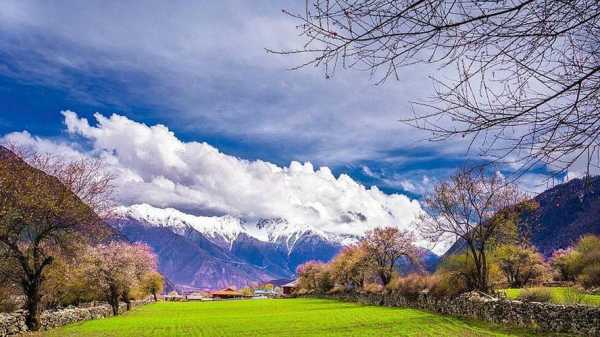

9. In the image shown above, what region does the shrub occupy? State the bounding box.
[495,244,549,288]
[550,235,600,288]
[517,288,552,303]
[579,263,600,289]
[362,282,383,294]
[387,273,437,300]
[296,261,333,294]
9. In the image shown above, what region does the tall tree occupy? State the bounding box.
[362,227,418,286]
[275,1,600,176]
[419,168,524,292]
[0,147,111,330]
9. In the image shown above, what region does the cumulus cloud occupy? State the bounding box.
[2,111,423,236]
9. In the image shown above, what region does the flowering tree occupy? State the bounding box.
[330,244,371,290]
[84,242,157,315]
[362,227,418,286]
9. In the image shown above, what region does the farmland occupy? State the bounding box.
[501,287,600,306]
[34,298,566,337]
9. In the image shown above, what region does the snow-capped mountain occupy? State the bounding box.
[113,204,358,252]
[110,204,354,288]
[111,204,437,289]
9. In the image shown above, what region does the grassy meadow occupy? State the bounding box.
[33,298,568,337]
[501,287,600,306]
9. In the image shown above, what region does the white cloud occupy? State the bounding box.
[2,111,424,237]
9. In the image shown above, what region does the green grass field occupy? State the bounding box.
[34,298,567,337]
[501,287,600,306]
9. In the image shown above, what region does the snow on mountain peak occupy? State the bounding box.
[113,204,362,252]
[113,204,247,244]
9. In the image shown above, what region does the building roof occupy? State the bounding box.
[282,280,298,288]
[211,288,243,297]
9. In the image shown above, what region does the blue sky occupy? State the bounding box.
[0,0,559,200]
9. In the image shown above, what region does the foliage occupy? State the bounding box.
[240,287,254,297]
[0,148,110,330]
[140,271,164,301]
[516,288,552,303]
[41,253,101,309]
[362,227,418,286]
[386,274,447,300]
[329,244,370,291]
[494,244,549,288]
[549,248,581,282]
[436,252,502,294]
[83,242,158,315]
[296,261,333,294]
[37,299,564,337]
[419,168,525,292]
[549,235,600,288]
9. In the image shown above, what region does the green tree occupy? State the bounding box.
[140,271,164,301]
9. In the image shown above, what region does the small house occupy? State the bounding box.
[211,287,244,299]
[187,291,211,301]
[282,280,297,296]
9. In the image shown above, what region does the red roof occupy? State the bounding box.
[211,287,243,297]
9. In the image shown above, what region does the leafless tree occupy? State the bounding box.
[418,168,525,292]
[273,0,600,176]
[3,144,115,218]
[362,227,418,286]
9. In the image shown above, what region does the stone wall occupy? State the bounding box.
[321,292,600,336]
[0,300,151,337]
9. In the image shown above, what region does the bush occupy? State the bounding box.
[362,282,383,294]
[296,261,333,294]
[517,288,552,303]
[579,260,600,289]
[387,274,437,300]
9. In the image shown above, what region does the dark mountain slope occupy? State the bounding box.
[525,176,600,255]
[443,176,600,259]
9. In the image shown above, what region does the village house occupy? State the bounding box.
[282,280,297,296]
[210,287,245,300]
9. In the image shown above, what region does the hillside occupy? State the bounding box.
[0,146,118,241]
[444,176,600,258]
[524,175,600,255]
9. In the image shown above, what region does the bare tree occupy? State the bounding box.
[274,1,600,176]
[3,144,115,218]
[419,168,525,292]
[362,227,418,286]
[0,146,112,330]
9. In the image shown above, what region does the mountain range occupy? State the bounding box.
[110,204,359,289]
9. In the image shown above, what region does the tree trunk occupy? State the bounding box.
[152,291,158,302]
[108,285,120,316]
[24,279,42,331]
[122,291,131,311]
